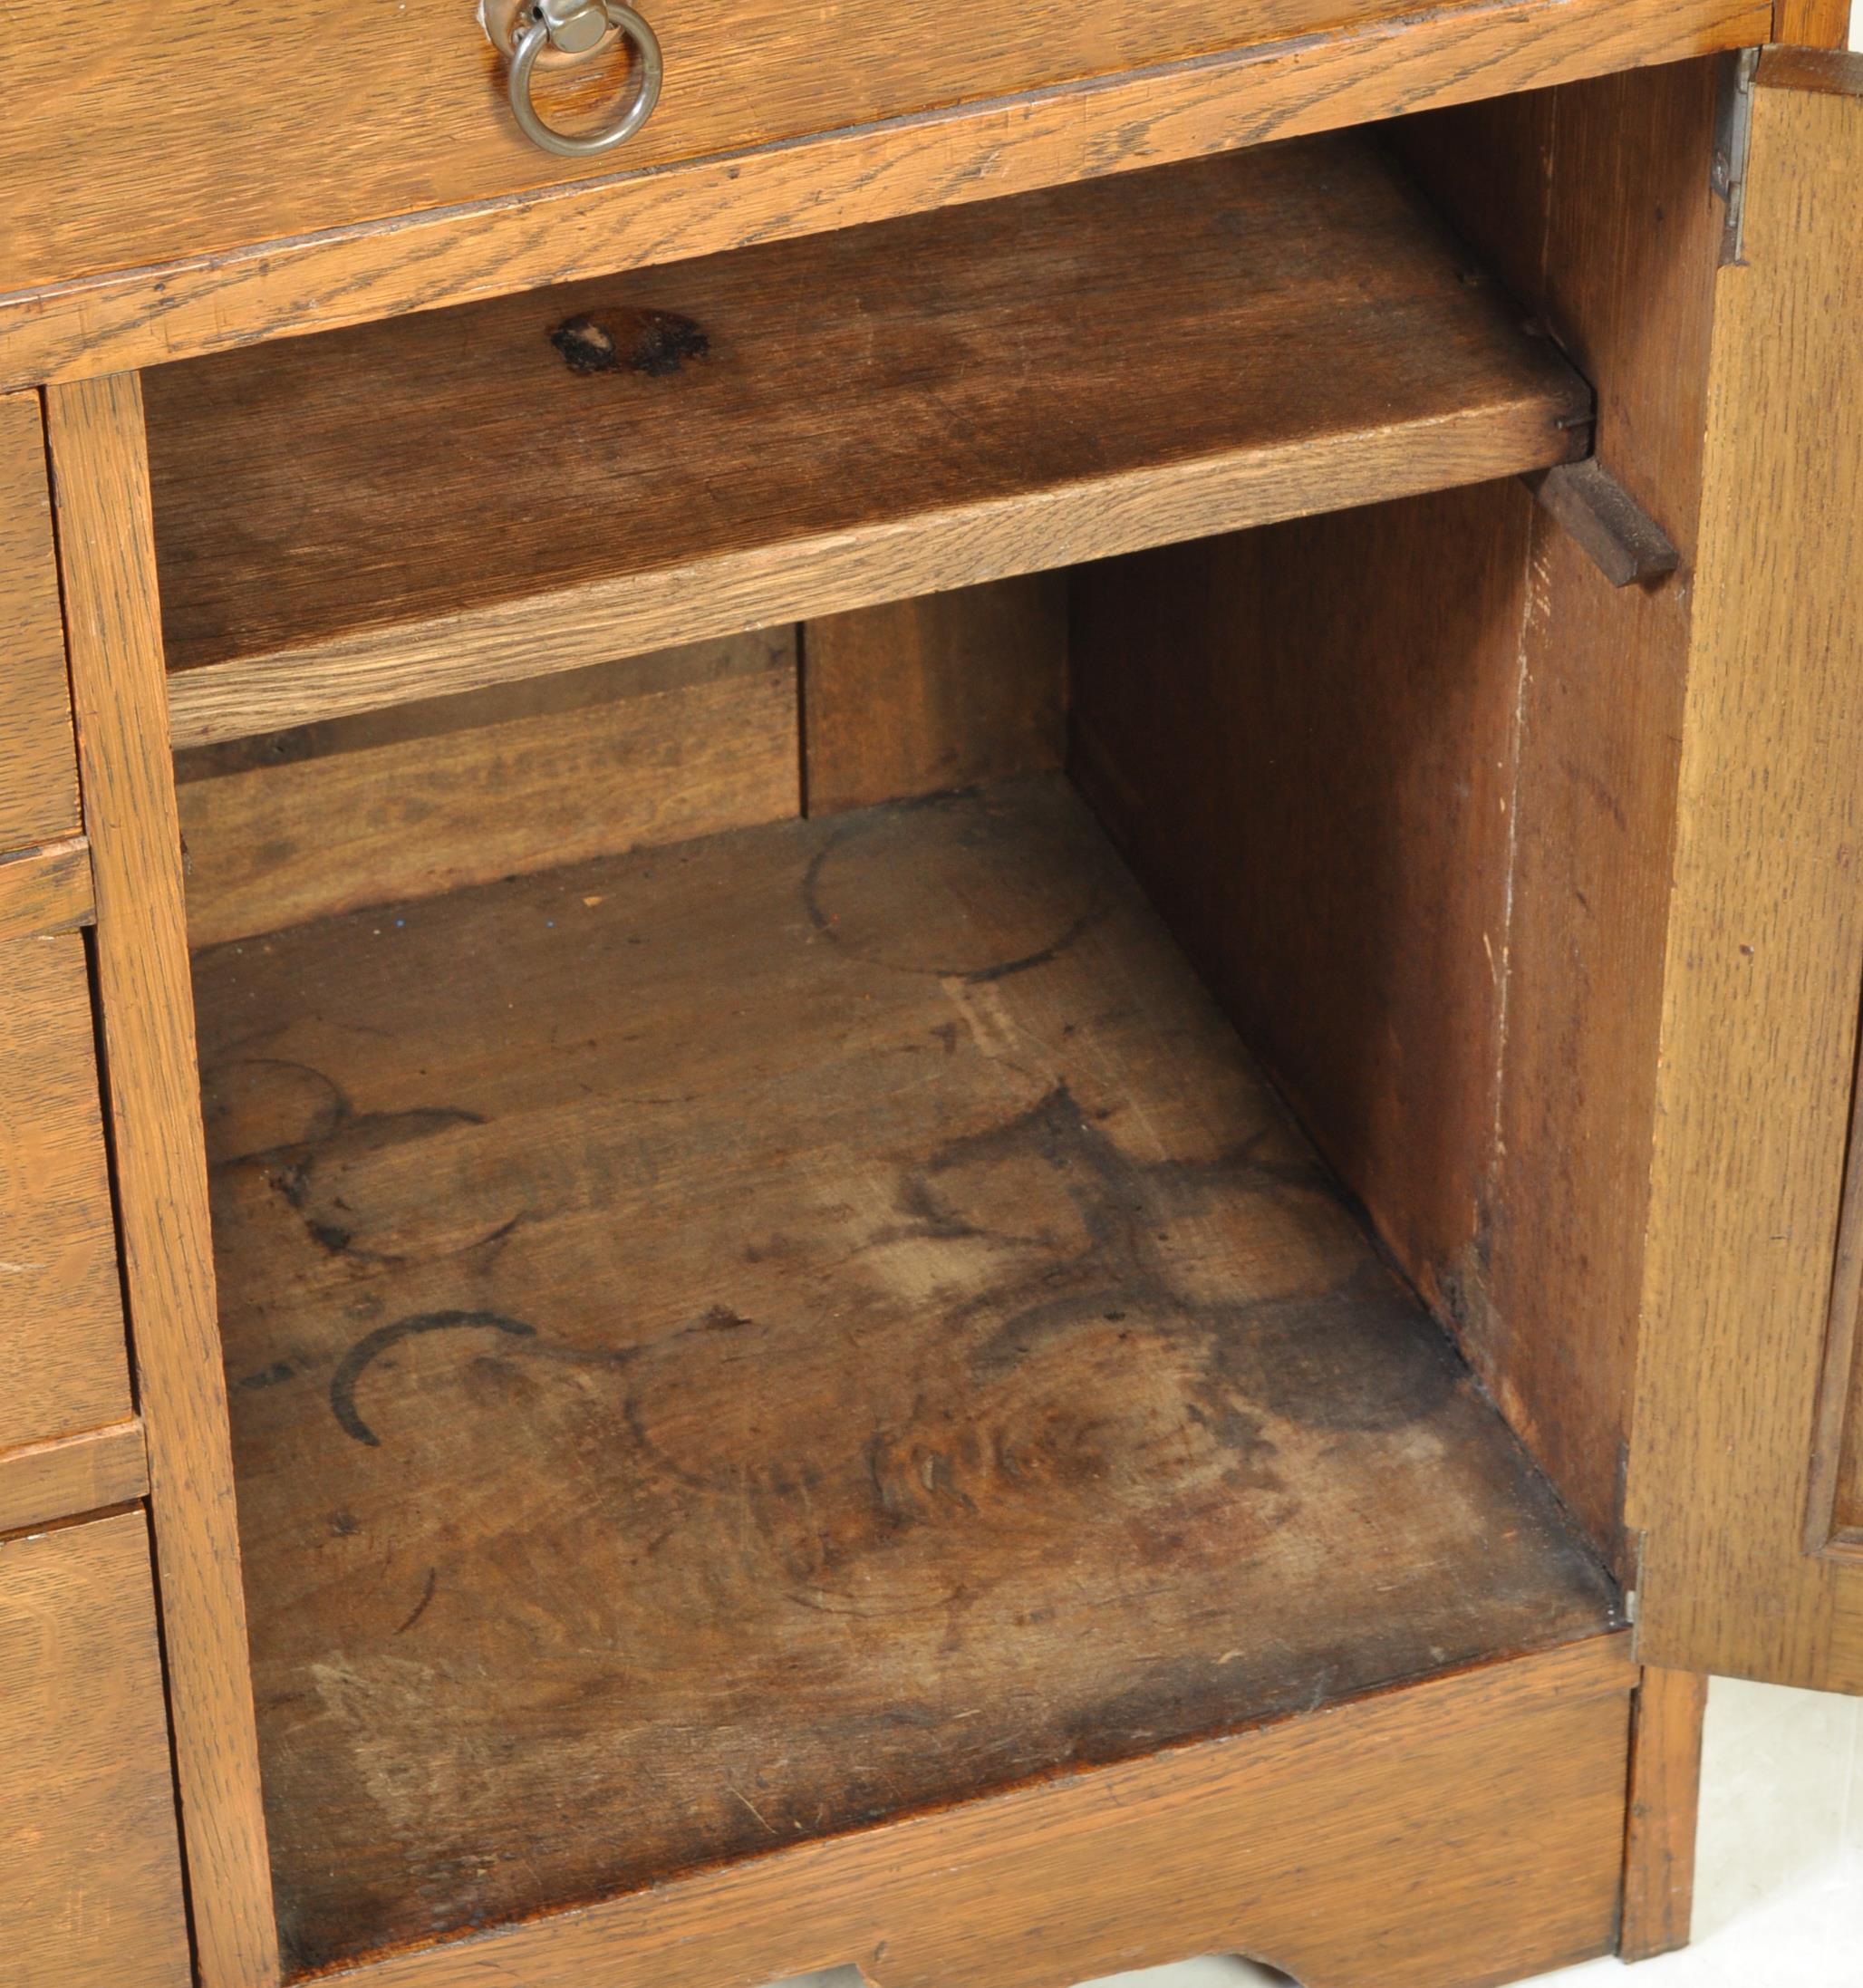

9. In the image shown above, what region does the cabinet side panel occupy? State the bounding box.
[1390,60,1724,1572]
[1069,480,1529,1317]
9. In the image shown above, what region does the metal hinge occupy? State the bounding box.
[1712,47,1761,266]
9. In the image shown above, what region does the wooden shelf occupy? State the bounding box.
[195,777,1619,1980]
[146,135,1590,749]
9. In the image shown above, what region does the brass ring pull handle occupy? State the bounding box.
[482,0,663,159]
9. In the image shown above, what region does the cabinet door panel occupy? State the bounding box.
[1629,50,1863,1694]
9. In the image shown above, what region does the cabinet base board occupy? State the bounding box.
[314,1635,1634,1988]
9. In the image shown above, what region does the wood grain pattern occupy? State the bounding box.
[0,836,93,941]
[1069,478,1533,1334]
[1392,59,1726,1573]
[176,631,798,948]
[0,0,1767,392]
[1619,1666,1709,1961]
[47,372,281,1988]
[307,1635,1635,1988]
[1627,72,1863,1694]
[190,778,1618,1976]
[0,1419,149,1534]
[1770,0,1855,49]
[0,0,1511,301]
[0,391,79,852]
[804,579,1067,816]
[0,1511,191,1988]
[145,137,1591,748]
[0,932,133,1452]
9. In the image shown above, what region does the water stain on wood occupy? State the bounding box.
[194,777,1618,1975]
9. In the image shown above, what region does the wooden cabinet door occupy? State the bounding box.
[1627,49,1863,1695]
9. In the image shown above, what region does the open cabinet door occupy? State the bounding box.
[1628,47,1863,1694]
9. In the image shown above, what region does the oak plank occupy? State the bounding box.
[0,933,132,1452]
[176,631,798,948]
[0,835,93,940]
[1627,72,1863,1694]
[314,1636,1634,1988]
[0,1512,192,1988]
[1618,1666,1709,1961]
[1769,0,1855,49]
[0,1420,149,1534]
[191,778,1620,1976]
[0,0,1768,391]
[0,391,78,852]
[146,138,1591,747]
[804,579,1067,816]
[48,372,281,1988]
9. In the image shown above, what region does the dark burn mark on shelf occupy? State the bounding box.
[330,1311,538,1447]
[548,308,710,378]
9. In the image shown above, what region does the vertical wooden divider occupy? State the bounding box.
[46,371,281,1988]
[1618,1666,1709,1960]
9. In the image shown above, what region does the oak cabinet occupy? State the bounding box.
[3,10,1862,1988]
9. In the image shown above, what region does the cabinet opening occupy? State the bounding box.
[172,565,1621,1978]
[145,134,1627,1982]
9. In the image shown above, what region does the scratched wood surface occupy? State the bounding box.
[0,1512,192,1988]
[1362,59,1729,1578]
[194,776,1618,1976]
[0,0,1765,391]
[144,137,1591,747]
[308,1636,1635,1988]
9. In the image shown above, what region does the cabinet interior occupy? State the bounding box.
[142,122,1648,1981]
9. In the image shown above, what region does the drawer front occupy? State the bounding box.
[0,932,133,1453]
[0,1510,192,1988]
[14,0,1520,300]
[0,391,79,852]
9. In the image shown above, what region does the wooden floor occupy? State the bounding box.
[195,778,1619,1979]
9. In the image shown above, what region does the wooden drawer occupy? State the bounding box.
[6,0,1759,314]
[0,1510,191,1988]
[0,391,79,853]
[0,932,133,1455]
